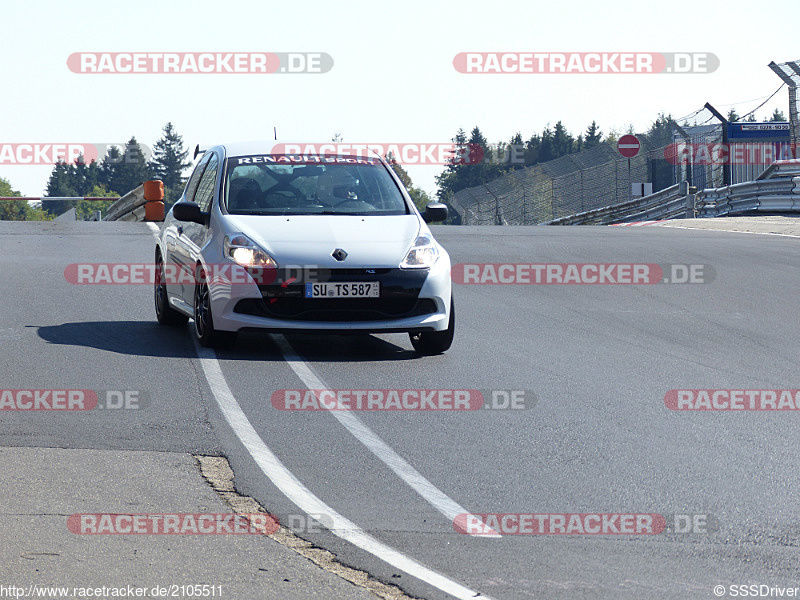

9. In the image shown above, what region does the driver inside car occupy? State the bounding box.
[314,168,360,204]
[227,177,263,211]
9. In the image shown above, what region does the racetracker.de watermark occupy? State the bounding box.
[665,389,800,411]
[0,142,151,166]
[453,52,719,74]
[68,513,278,534]
[67,52,333,74]
[664,142,800,165]
[65,263,279,285]
[272,143,484,165]
[271,389,535,410]
[455,512,716,535]
[451,263,715,285]
[0,390,147,410]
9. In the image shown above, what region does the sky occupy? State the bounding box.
[1,0,798,198]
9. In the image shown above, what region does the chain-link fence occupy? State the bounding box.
[450,138,672,225]
[672,122,723,192]
[448,98,797,225]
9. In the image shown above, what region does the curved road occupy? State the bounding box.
[2,220,799,599]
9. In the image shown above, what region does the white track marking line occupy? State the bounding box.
[148,223,494,597]
[193,341,493,600]
[273,335,500,538]
[663,224,800,239]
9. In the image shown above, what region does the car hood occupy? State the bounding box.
[223,214,423,268]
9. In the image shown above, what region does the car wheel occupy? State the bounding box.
[155,253,188,326]
[409,297,454,355]
[194,266,237,348]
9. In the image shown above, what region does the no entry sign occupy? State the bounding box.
[617,134,641,158]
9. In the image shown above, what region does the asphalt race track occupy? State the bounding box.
[2,220,799,599]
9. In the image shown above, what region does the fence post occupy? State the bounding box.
[680,181,696,218]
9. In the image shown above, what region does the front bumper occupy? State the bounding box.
[210,260,451,333]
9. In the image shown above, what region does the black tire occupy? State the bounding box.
[410,297,455,355]
[155,253,189,326]
[194,267,237,348]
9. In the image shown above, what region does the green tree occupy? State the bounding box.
[538,125,555,162]
[75,185,118,221]
[584,121,603,149]
[770,108,787,122]
[0,176,26,221]
[25,205,54,221]
[524,133,541,166]
[727,108,740,122]
[387,152,412,188]
[387,153,432,211]
[100,146,124,193]
[108,137,153,195]
[149,122,191,206]
[0,177,53,221]
[44,160,78,216]
[43,155,105,216]
[435,128,467,201]
[506,132,525,169]
[551,121,574,158]
[605,128,619,146]
[644,113,675,147]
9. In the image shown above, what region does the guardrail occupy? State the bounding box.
[103,180,165,222]
[756,159,800,180]
[544,160,800,225]
[693,176,800,217]
[544,182,691,225]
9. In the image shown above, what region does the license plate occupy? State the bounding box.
[305,282,380,298]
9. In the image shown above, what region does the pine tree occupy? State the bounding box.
[100,146,124,193]
[507,132,525,169]
[539,125,555,163]
[435,128,467,200]
[584,121,603,149]
[119,137,153,194]
[43,161,79,216]
[524,133,541,166]
[552,121,574,158]
[645,113,675,147]
[149,122,191,205]
[770,108,787,122]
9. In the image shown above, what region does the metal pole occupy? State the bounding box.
[768,61,799,146]
[628,157,632,200]
[673,121,693,187]
[704,102,730,186]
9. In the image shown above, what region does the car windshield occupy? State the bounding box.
[224,155,409,216]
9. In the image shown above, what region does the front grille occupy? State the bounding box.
[236,267,433,322]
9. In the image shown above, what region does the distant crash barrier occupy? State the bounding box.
[544,182,692,225]
[693,163,800,217]
[545,159,800,225]
[103,180,165,222]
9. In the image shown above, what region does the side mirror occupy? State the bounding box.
[423,202,448,223]
[172,202,206,225]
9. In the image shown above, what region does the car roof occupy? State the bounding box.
[218,141,281,157]
[210,141,385,160]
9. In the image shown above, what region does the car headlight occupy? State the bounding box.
[400,234,439,269]
[223,234,277,268]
